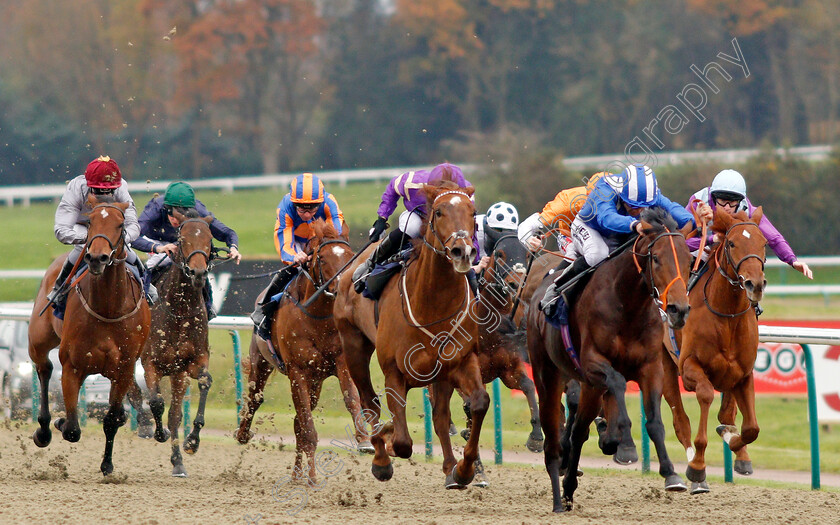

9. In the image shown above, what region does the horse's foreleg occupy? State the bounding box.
[235,343,273,445]
[167,372,188,477]
[146,366,170,443]
[561,384,601,512]
[288,367,318,484]
[55,367,83,443]
[183,365,211,455]
[662,347,694,460]
[683,358,714,487]
[638,362,687,491]
[533,358,568,513]
[125,377,154,438]
[591,364,630,457]
[334,351,372,453]
[31,355,54,448]
[723,376,759,453]
[100,374,130,476]
[451,354,490,489]
[718,390,752,474]
[380,367,412,459]
[429,381,458,484]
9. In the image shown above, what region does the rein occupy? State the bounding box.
[632,229,687,314]
[703,221,765,318]
[284,238,351,319]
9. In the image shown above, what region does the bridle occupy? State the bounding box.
[482,233,527,299]
[632,228,687,316]
[424,190,474,261]
[175,218,214,277]
[283,238,352,320]
[703,221,766,318]
[85,204,127,266]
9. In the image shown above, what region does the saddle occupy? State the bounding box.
[360,246,413,301]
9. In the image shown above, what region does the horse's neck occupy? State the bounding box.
[162,263,202,308]
[408,247,467,304]
[610,252,651,313]
[293,268,332,315]
[85,261,135,315]
[705,252,751,312]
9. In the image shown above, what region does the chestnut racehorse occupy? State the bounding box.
[126,211,215,477]
[527,207,692,512]
[28,195,151,475]
[334,177,488,489]
[235,219,372,483]
[661,207,766,494]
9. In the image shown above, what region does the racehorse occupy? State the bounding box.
[125,210,215,477]
[235,219,373,483]
[334,175,488,489]
[28,195,151,475]
[527,207,692,512]
[661,207,766,494]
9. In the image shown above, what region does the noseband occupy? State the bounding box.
[424,190,474,261]
[632,229,687,315]
[85,204,127,265]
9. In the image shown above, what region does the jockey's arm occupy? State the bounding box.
[54,185,86,245]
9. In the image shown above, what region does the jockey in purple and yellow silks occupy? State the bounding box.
[250,173,345,339]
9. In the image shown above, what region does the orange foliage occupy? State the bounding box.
[686,0,790,35]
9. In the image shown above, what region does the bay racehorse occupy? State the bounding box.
[235,219,373,483]
[527,207,692,512]
[125,210,216,477]
[334,176,488,489]
[661,207,766,494]
[28,195,151,475]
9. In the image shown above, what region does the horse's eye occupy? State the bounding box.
[728,241,735,248]
[652,255,659,264]
[435,209,442,218]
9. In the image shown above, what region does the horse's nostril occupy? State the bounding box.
[451,247,463,259]
[99,254,109,264]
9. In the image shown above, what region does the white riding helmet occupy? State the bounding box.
[710,169,747,201]
[486,202,519,230]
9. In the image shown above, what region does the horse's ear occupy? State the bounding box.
[750,206,763,225]
[711,206,732,234]
[172,209,187,223]
[202,215,214,225]
[86,194,98,208]
[115,201,130,213]
[340,220,350,241]
[679,221,694,239]
[462,185,475,198]
[420,183,440,201]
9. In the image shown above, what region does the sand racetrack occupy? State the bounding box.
[1,419,839,524]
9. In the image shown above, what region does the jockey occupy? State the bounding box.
[134,181,242,320]
[540,164,695,321]
[351,163,481,295]
[250,173,345,340]
[517,172,607,257]
[477,201,519,258]
[687,169,813,314]
[46,155,155,316]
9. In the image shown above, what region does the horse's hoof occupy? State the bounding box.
[172,464,188,477]
[357,440,375,455]
[448,423,458,436]
[734,459,753,476]
[525,435,544,453]
[577,468,584,477]
[690,481,711,495]
[715,424,738,443]
[664,473,687,492]
[472,471,490,488]
[613,444,639,465]
[460,428,470,441]
[137,425,154,439]
[560,496,574,512]
[32,428,52,448]
[154,427,171,443]
[444,466,469,490]
[686,465,706,483]
[101,461,114,476]
[183,435,200,455]
[236,430,254,445]
[371,462,393,482]
[53,417,65,431]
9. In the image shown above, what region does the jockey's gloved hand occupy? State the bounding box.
[369,217,388,242]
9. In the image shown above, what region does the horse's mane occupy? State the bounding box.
[710,208,750,235]
[640,207,678,234]
[310,218,340,242]
[90,193,116,205]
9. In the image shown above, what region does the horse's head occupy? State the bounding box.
[307,219,353,297]
[173,210,214,289]
[635,207,693,329]
[712,206,767,303]
[421,180,476,273]
[84,194,128,275]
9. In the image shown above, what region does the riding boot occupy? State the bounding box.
[202,282,216,320]
[46,258,75,305]
[686,258,708,292]
[132,258,158,305]
[353,229,404,293]
[251,266,299,340]
[540,257,590,320]
[466,268,480,301]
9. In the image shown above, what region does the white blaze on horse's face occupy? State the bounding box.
[448,195,463,206]
[100,209,109,219]
[332,246,346,257]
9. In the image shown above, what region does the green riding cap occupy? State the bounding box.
[163,181,196,208]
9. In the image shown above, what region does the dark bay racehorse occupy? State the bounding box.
[126,211,215,477]
[528,208,692,512]
[28,195,151,475]
[661,207,766,494]
[235,220,372,483]
[334,177,488,489]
